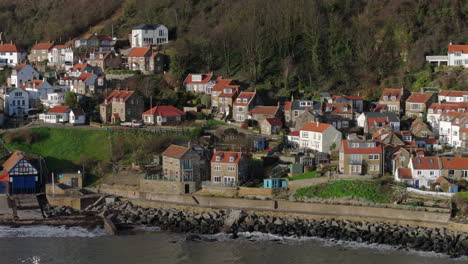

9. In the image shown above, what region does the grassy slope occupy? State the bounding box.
[5,127,112,172]
[288,171,317,181]
[294,181,394,203]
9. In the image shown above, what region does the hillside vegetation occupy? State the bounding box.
[1,0,468,99]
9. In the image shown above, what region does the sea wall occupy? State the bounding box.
[81,200,468,257]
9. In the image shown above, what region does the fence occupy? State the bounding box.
[407,188,455,198]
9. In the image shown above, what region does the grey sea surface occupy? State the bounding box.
[0,225,466,264]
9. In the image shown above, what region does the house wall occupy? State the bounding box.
[131,26,169,47]
[5,88,29,117]
[340,152,382,176]
[139,179,199,195]
[448,52,468,68]
[0,52,26,67]
[29,49,49,62]
[10,65,39,87]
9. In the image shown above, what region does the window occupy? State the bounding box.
[455,60,463,66]
[410,104,421,110]
[369,154,374,160]
[214,176,221,183]
[430,171,434,176]
[455,51,462,56]
[449,169,455,176]
[374,154,379,160]
[214,166,221,171]
[228,166,235,172]
[294,111,299,117]
[462,171,468,178]
[301,132,308,138]
[417,171,421,175]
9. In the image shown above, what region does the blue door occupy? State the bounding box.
[414,180,419,189]
[0,182,7,194]
[12,176,36,194]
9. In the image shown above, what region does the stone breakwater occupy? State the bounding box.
[46,201,468,257]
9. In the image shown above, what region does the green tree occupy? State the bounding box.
[64,92,78,108]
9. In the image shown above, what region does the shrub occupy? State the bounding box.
[19,129,36,144]
[3,131,16,144]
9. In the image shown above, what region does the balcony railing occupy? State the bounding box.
[202,181,238,188]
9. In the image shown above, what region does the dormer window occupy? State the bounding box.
[224,88,232,94]
[237,98,241,103]
[120,98,124,103]
[216,156,221,162]
[391,96,396,101]
[343,107,348,112]
[438,109,442,114]
[383,96,388,101]
[229,156,234,162]
[326,107,333,112]
[243,98,248,103]
[300,102,305,106]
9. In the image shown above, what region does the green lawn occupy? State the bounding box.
[4,127,112,172]
[288,171,317,181]
[294,181,394,203]
[205,120,225,128]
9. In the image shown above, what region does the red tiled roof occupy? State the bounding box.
[398,168,412,179]
[332,95,363,101]
[142,105,185,117]
[128,46,151,57]
[367,117,389,127]
[439,90,468,97]
[212,77,234,91]
[162,144,189,159]
[52,45,67,49]
[448,45,468,54]
[0,43,25,52]
[324,103,352,114]
[342,139,383,154]
[380,88,403,101]
[211,151,242,164]
[48,105,71,113]
[72,63,91,72]
[412,157,440,170]
[234,92,256,106]
[76,73,94,82]
[265,117,282,127]
[300,122,331,133]
[21,80,44,90]
[184,74,214,84]
[288,131,300,137]
[14,63,27,71]
[284,101,292,111]
[373,104,388,112]
[441,157,468,170]
[102,90,135,106]
[407,93,433,103]
[2,151,27,173]
[249,106,279,116]
[32,41,54,50]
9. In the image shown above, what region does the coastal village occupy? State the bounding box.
[1,23,468,256]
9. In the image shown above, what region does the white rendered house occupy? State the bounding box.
[131,24,169,47]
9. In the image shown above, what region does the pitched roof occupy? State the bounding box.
[32,41,54,50]
[412,157,440,170]
[14,63,27,71]
[128,46,151,57]
[72,63,92,72]
[249,106,279,116]
[142,105,185,117]
[265,117,282,127]
[212,77,235,91]
[76,73,95,82]
[133,24,164,30]
[407,92,433,103]
[380,88,403,101]
[2,151,27,173]
[288,131,300,137]
[363,112,399,122]
[367,117,390,127]
[448,45,468,54]
[48,105,71,113]
[398,168,412,179]
[211,151,242,163]
[342,139,383,154]
[372,104,388,112]
[184,74,214,84]
[234,92,256,106]
[102,90,135,106]
[324,103,352,114]
[300,122,332,133]
[439,90,468,97]
[162,144,190,159]
[0,43,25,52]
[441,157,468,170]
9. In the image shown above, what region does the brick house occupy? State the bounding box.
[339,139,383,176]
[405,92,436,118]
[211,151,248,186]
[233,91,257,122]
[284,99,321,127]
[127,46,166,74]
[211,77,240,117]
[440,157,468,180]
[249,105,280,122]
[162,144,206,191]
[89,51,121,73]
[409,119,435,140]
[378,88,406,114]
[260,117,282,135]
[100,90,144,123]
[29,41,54,63]
[142,105,185,125]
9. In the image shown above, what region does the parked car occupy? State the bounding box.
[121,120,143,128]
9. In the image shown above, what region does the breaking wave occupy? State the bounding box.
[0,225,107,238]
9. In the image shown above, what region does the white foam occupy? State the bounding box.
[0,225,107,238]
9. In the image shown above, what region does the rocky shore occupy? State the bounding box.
[43,200,468,257]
